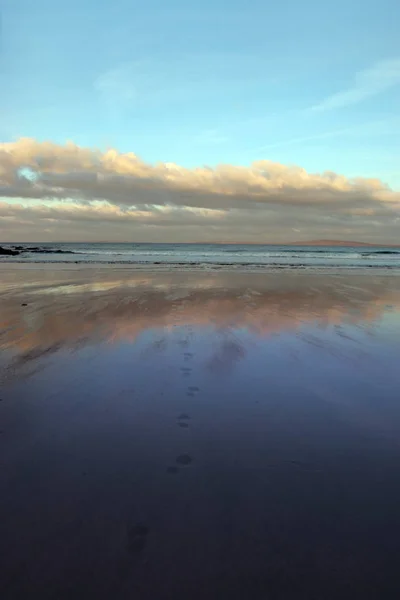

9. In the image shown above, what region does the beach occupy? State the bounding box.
[2,265,400,599]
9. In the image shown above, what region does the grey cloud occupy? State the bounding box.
[0,138,399,243]
[1,200,399,244]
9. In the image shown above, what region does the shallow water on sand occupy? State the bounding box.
[1,267,400,599]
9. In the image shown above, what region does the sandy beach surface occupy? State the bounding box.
[2,265,400,599]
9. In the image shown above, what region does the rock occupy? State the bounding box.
[4,245,75,255]
[29,247,74,254]
[0,246,19,256]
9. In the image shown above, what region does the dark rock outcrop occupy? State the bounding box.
[8,245,75,255]
[0,246,20,256]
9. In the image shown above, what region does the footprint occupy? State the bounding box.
[178,413,190,420]
[180,367,192,375]
[187,392,195,397]
[188,386,199,393]
[130,525,149,536]
[285,459,319,471]
[178,422,189,428]
[176,454,193,466]
[128,537,146,554]
[167,466,179,474]
[127,524,149,555]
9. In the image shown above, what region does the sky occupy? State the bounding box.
[1,0,400,243]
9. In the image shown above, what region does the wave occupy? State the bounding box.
[2,259,400,272]
[2,243,400,269]
[60,250,364,259]
[17,249,399,259]
[361,250,400,256]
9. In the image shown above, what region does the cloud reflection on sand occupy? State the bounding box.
[1,270,400,376]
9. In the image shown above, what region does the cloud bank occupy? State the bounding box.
[0,138,399,243]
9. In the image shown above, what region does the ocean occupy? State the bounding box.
[1,242,400,270]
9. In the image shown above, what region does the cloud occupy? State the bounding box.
[257,118,400,151]
[92,52,262,117]
[2,271,398,360]
[0,138,399,242]
[312,58,400,112]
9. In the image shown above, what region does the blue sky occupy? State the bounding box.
[0,0,399,242]
[3,0,400,184]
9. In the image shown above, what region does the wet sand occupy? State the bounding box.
[1,266,400,599]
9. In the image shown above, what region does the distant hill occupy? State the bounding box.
[291,240,393,247]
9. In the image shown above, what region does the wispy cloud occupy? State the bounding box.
[311,58,400,112]
[257,118,400,151]
[93,51,281,119]
[258,127,355,151]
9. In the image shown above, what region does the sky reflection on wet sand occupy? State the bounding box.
[1,268,400,599]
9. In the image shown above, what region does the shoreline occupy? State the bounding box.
[1,261,400,274]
